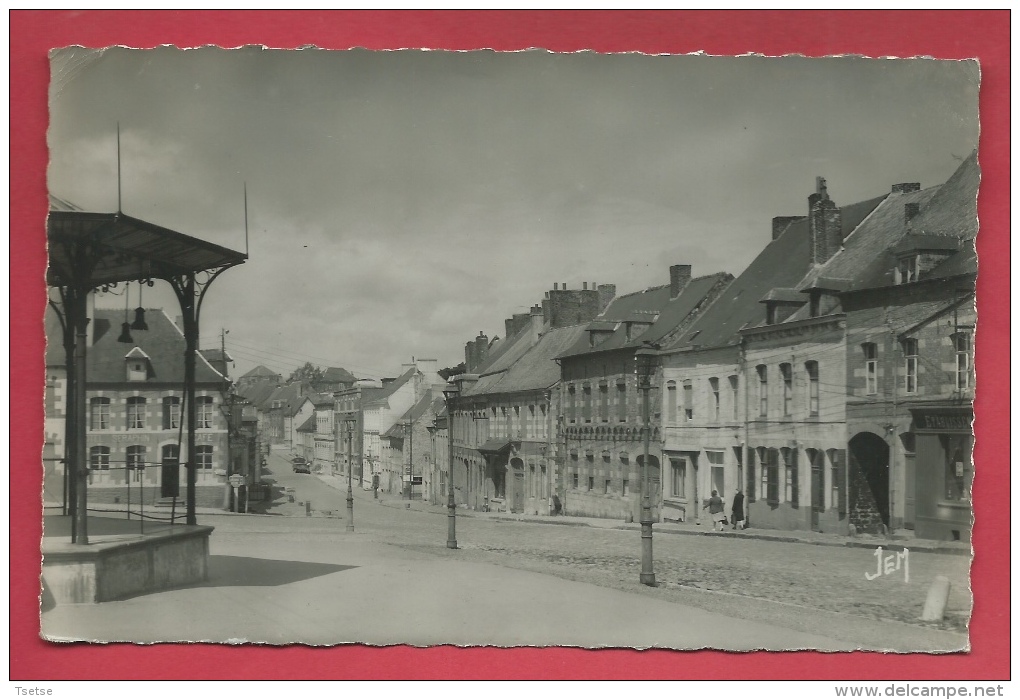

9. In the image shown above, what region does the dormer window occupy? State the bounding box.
[124,347,150,381]
[897,255,920,284]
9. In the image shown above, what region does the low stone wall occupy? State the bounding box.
[42,525,213,604]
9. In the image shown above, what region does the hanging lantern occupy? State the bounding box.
[131,306,148,331]
[130,280,148,330]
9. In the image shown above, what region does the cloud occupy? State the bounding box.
[47,48,979,378]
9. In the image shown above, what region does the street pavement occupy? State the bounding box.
[40,449,971,651]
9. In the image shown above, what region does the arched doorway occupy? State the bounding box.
[848,432,890,533]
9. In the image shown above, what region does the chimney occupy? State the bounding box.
[474,331,489,370]
[583,282,588,290]
[553,283,558,290]
[597,283,616,311]
[809,176,843,265]
[772,216,802,241]
[530,305,544,343]
[669,264,692,299]
[562,282,566,290]
[892,182,921,194]
[415,358,438,379]
[905,202,921,223]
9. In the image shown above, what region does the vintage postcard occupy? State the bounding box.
[41,47,979,652]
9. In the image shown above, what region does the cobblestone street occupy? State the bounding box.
[210,455,972,650]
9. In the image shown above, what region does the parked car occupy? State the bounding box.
[291,456,311,474]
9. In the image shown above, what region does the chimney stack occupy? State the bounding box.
[892,182,921,194]
[809,177,843,265]
[553,283,558,290]
[669,264,692,299]
[583,281,588,290]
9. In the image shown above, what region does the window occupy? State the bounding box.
[665,381,677,423]
[863,343,878,395]
[89,445,110,471]
[806,361,820,416]
[954,333,972,390]
[682,382,693,421]
[195,445,213,470]
[540,465,547,498]
[902,339,918,394]
[828,449,846,516]
[707,451,725,496]
[943,435,972,502]
[617,380,627,422]
[780,364,793,416]
[126,445,146,482]
[599,384,609,422]
[605,479,611,495]
[622,479,629,496]
[582,385,592,423]
[90,397,110,430]
[898,255,920,283]
[162,396,181,430]
[757,365,768,417]
[568,385,577,423]
[669,458,686,498]
[728,375,739,421]
[197,396,214,428]
[572,472,579,489]
[529,465,536,497]
[782,447,798,506]
[588,476,594,491]
[709,377,720,421]
[126,397,146,429]
[540,404,547,438]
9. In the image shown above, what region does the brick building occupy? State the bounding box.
[660,181,884,530]
[839,153,978,540]
[44,306,231,508]
[556,265,732,520]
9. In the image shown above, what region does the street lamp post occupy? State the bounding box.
[345,418,355,532]
[442,384,459,549]
[635,341,658,587]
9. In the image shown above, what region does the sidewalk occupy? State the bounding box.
[313,473,972,557]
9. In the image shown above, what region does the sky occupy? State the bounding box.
[46,47,979,380]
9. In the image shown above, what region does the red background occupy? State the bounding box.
[10,10,1010,680]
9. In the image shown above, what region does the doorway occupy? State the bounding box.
[849,432,891,532]
[510,457,525,513]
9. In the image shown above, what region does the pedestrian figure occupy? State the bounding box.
[704,490,726,531]
[731,489,745,530]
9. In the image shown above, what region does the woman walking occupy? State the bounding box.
[704,490,726,531]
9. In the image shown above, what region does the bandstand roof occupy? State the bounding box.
[46,208,247,288]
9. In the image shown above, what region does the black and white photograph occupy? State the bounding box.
[40,46,980,653]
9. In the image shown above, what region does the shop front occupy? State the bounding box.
[909,406,973,542]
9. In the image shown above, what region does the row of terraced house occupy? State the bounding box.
[444,154,978,542]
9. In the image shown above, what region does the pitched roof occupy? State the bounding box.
[199,348,233,364]
[466,324,587,397]
[240,365,280,379]
[907,151,979,240]
[235,379,280,410]
[557,273,732,359]
[665,195,883,351]
[363,366,416,407]
[382,391,438,438]
[296,414,317,433]
[798,189,937,295]
[322,366,357,383]
[45,307,227,385]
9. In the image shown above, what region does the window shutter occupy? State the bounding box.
[835,449,847,516]
[790,449,799,508]
[747,448,756,502]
